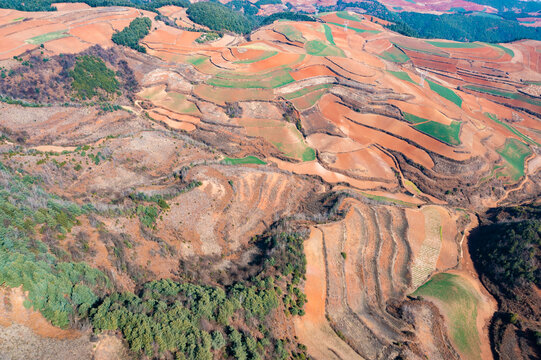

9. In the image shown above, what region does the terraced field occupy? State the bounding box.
[0,6,539,360]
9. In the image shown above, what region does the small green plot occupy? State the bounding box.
[387,70,416,84]
[233,51,278,64]
[427,40,483,49]
[301,147,316,161]
[496,138,532,181]
[12,17,25,22]
[404,112,461,146]
[323,24,335,45]
[305,40,345,57]
[223,156,266,165]
[427,80,462,107]
[379,46,410,63]
[186,56,208,66]
[413,273,481,360]
[26,30,70,45]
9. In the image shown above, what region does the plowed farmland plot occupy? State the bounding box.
[275,23,305,43]
[238,118,315,161]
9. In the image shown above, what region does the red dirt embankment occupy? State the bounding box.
[0,286,81,339]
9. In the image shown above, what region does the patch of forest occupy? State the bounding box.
[112,17,151,53]
[0,160,311,359]
[468,205,541,360]
[319,0,541,42]
[0,46,138,105]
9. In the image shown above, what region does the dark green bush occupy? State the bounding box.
[112,17,151,53]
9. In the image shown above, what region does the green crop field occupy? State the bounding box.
[427,40,483,49]
[214,69,286,80]
[26,30,70,44]
[283,84,332,100]
[301,147,316,161]
[207,75,294,89]
[234,51,277,64]
[186,55,208,66]
[489,43,514,57]
[305,40,345,57]
[327,22,380,34]
[485,113,539,146]
[496,138,532,181]
[275,24,305,43]
[464,85,541,107]
[392,42,449,58]
[387,70,416,84]
[404,179,421,194]
[403,113,426,124]
[379,46,410,63]
[360,192,418,207]
[415,120,461,146]
[223,156,266,165]
[427,80,462,107]
[414,273,481,360]
[404,112,461,145]
[208,69,295,89]
[336,11,362,22]
[291,88,329,110]
[160,92,199,114]
[323,24,335,45]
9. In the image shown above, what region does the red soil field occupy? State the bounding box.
[52,2,91,11]
[290,64,335,80]
[319,94,435,168]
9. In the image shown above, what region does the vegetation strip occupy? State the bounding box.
[485,113,539,146]
[427,80,462,107]
[223,156,266,165]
